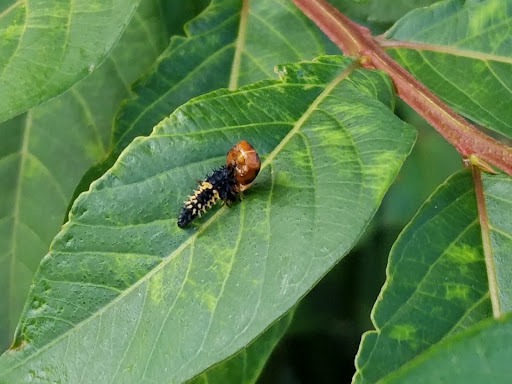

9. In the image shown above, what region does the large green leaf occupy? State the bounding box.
[0,0,142,123]
[354,171,512,383]
[0,0,179,351]
[70,0,336,204]
[0,55,415,382]
[381,312,512,383]
[383,0,512,138]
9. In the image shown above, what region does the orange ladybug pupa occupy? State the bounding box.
[177,140,261,228]
[226,140,261,192]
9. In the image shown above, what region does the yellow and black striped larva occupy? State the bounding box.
[177,140,261,228]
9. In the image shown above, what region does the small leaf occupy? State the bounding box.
[0,56,415,382]
[382,312,512,383]
[354,171,512,383]
[384,0,512,138]
[0,0,141,123]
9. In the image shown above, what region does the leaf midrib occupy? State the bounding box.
[396,48,512,130]
[228,0,248,90]
[3,61,356,375]
[383,41,512,65]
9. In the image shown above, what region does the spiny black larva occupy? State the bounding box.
[177,140,261,228]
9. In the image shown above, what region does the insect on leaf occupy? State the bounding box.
[0,55,415,383]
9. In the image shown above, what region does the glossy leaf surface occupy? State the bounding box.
[0,55,415,383]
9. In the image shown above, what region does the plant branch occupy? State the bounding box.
[291,0,512,176]
[471,167,501,318]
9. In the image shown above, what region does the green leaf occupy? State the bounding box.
[70,0,337,205]
[326,0,444,33]
[483,173,512,312]
[113,0,335,158]
[354,171,512,383]
[368,0,442,24]
[0,56,415,382]
[0,0,176,351]
[384,0,512,138]
[188,312,293,384]
[354,171,489,383]
[381,312,512,383]
[0,0,142,123]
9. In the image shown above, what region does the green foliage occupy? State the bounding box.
[71,0,336,204]
[381,312,512,383]
[0,0,511,382]
[483,174,512,311]
[0,55,415,383]
[355,171,512,382]
[355,171,488,383]
[0,0,191,351]
[0,0,142,123]
[189,313,293,384]
[368,0,442,23]
[385,0,512,138]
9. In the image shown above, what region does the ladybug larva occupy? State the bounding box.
[177,140,261,228]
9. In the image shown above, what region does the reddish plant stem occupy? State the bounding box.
[291,0,512,176]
